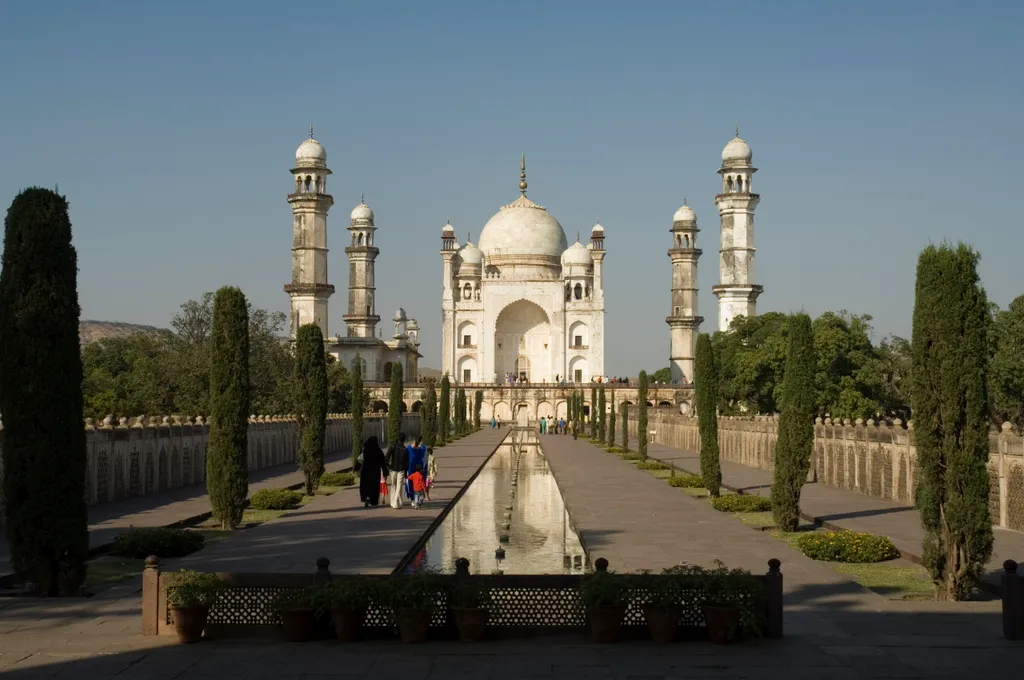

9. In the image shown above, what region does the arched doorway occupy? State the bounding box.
[495,300,551,383]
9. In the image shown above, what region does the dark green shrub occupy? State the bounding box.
[711,495,771,513]
[795,531,900,563]
[474,390,483,430]
[422,382,437,448]
[597,385,606,443]
[694,333,722,497]
[295,323,328,496]
[668,474,705,488]
[167,571,224,608]
[111,528,205,559]
[0,188,89,594]
[439,375,451,444]
[637,371,649,460]
[350,363,364,466]
[249,488,303,510]
[590,387,598,439]
[320,471,357,487]
[207,286,251,529]
[387,362,404,445]
[620,451,642,461]
[621,402,629,453]
[771,313,815,532]
[636,460,670,471]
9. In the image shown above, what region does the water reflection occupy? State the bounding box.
[409,429,587,574]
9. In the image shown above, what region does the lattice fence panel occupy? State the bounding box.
[144,451,154,494]
[488,587,585,627]
[130,449,142,496]
[171,447,181,488]
[96,450,109,503]
[113,454,126,501]
[1007,466,1024,532]
[182,445,192,486]
[158,448,168,492]
[881,451,893,500]
[987,464,1001,526]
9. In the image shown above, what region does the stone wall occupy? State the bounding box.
[0,413,419,509]
[632,411,1024,534]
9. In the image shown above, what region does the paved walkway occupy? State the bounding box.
[0,453,353,583]
[639,439,1024,589]
[174,429,509,574]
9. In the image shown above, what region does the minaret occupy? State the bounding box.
[712,127,763,332]
[439,219,458,377]
[589,219,606,300]
[285,127,335,340]
[343,195,381,338]
[666,200,703,384]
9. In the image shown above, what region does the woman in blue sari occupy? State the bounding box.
[405,436,427,500]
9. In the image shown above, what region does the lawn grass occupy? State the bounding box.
[733,511,776,529]
[84,555,145,590]
[831,562,935,600]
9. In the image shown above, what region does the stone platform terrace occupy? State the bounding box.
[172,428,509,574]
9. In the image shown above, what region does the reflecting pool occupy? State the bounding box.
[407,429,587,574]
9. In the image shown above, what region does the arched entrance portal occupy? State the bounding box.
[495,300,551,383]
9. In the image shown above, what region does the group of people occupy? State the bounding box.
[357,432,437,510]
[538,416,568,435]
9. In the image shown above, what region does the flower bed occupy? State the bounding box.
[711,495,772,513]
[668,474,706,488]
[795,531,900,563]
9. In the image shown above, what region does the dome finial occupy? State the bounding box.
[310,122,314,139]
[360,192,365,205]
[735,122,740,138]
[683,196,688,206]
[576,230,580,242]
[519,153,528,195]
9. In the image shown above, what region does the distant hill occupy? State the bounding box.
[418,366,442,380]
[79,320,165,345]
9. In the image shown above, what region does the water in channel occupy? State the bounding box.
[407,429,587,574]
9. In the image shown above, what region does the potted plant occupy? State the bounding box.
[381,571,442,643]
[448,579,491,642]
[272,587,319,642]
[699,562,762,644]
[316,577,379,642]
[578,571,630,643]
[166,571,224,643]
[635,570,682,644]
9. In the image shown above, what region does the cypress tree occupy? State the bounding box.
[294,324,328,496]
[771,313,816,532]
[590,386,598,438]
[456,387,467,434]
[386,362,404,445]
[695,334,722,497]
[637,371,649,460]
[621,402,630,453]
[607,393,616,448]
[0,187,89,595]
[912,244,993,600]
[207,286,251,530]
[597,386,607,443]
[422,382,437,448]
[439,374,451,443]
[474,390,483,430]
[350,363,364,465]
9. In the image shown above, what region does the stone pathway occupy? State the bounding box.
[639,439,1024,588]
[0,452,352,582]
[172,429,509,574]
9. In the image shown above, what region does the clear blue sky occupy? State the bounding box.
[1,1,1020,374]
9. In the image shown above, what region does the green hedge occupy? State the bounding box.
[320,471,357,487]
[619,451,642,461]
[668,474,705,488]
[710,495,772,513]
[111,528,205,559]
[636,460,671,471]
[249,488,303,511]
[795,531,900,563]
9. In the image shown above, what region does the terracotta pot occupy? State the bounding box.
[170,605,209,644]
[587,605,627,644]
[701,604,741,645]
[641,604,680,644]
[279,607,317,642]
[330,606,368,642]
[451,607,490,642]
[394,607,432,643]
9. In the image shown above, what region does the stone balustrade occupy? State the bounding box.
[631,411,1024,533]
[0,413,420,509]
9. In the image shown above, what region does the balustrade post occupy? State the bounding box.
[764,558,783,638]
[1002,560,1023,640]
[141,556,161,635]
[314,557,332,585]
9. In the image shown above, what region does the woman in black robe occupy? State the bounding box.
[358,436,389,507]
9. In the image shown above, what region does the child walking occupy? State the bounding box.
[425,447,437,501]
[408,464,427,509]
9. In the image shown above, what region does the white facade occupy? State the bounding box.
[441,157,606,385]
[712,132,763,332]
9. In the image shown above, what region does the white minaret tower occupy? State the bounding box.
[439,220,458,377]
[666,200,702,384]
[343,195,381,338]
[285,127,335,340]
[712,127,763,332]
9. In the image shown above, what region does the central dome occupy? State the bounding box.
[477,194,568,260]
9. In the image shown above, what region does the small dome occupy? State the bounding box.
[673,204,696,223]
[442,220,455,235]
[591,221,605,235]
[351,201,374,223]
[393,308,407,322]
[722,136,752,163]
[458,241,483,267]
[561,240,593,267]
[406,318,419,331]
[296,138,327,165]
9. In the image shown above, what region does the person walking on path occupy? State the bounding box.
[540,416,547,435]
[490,416,496,429]
[406,436,427,503]
[408,464,427,509]
[425,447,437,501]
[559,417,566,435]
[358,436,389,508]
[386,432,410,509]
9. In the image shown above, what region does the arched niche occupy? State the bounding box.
[458,356,477,384]
[569,355,589,384]
[458,320,477,348]
[568,321,589,349]
[494,299,551,383]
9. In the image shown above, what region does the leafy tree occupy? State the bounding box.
[294,324,327,495]
[991,296,1024,425]
[456,387,467,434]
[325,355,352,414]
[637,371,649,460]
[911,244,993,600]
[422,381,437,447]
[621,402,629,453]
[590,386,598,438]
[651,367,672,384]
[350,362,364,465]
[607,391,616,447]
[597,386,606,442]
[474,390,483,429]
[0,187,89,595]
[771,313,816,532]
[713,312,790,414]
[206,286,251,530]
[439,374,451,443]
[387,362,404,445]
[695,333,722,497]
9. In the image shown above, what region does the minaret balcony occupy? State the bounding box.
[668,247,703,257]
[344,245,381,256]
[568,344,589,350]
[288,191,334,204]
[666,316,704,328]
[284,283,335,297]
